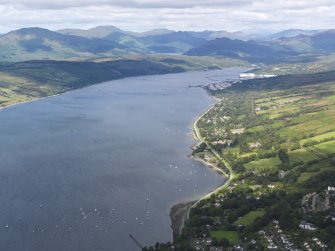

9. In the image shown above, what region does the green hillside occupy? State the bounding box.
[153,70,335,250]
[0,59,184,107]
[0,55,247,108]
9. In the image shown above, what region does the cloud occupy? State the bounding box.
[0,0,253,9]
[0,0,334,33]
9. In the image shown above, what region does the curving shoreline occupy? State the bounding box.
[170,101,234,240]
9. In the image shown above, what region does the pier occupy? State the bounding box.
[129,233,143,249]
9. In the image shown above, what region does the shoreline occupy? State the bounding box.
[0,90,70,112]
[170,100,233,240]
[170,155,228,239]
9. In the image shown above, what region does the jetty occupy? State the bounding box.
[129,233,143,249]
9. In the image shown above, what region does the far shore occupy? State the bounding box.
[0,91,68,112]
[0,67,245,113]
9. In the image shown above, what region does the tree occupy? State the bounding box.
[219,238,230,247]
[278,149,290,168]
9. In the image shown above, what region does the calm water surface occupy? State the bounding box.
[0,68,245,251]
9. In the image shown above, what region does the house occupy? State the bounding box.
[299,221,317,231]
[239,73,256,79]
[209,247,223,251]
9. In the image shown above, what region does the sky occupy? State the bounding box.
[0,0,334,33]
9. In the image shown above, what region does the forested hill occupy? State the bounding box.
[0,55,247,108]
[225,70,335,92]
[184,37,298,63]
[0,59,184,88]
[0,59,184,107]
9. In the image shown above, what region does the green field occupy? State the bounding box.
[297,172,318,183]
[226,82,335,175]
[301,131,335,145]
[247,121,284,133]
[244,157,280,172]
[314,140,335,154]
[210,230,240,244]
[234,209,265,226]
[278,109,335,137]
[288,148,320,164]
[297,163,334,183]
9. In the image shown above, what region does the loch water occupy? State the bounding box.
[0,68,245,251]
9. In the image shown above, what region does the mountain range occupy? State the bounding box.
[0,26,334,62]
[185,37,298,63]
[275,30,335,53]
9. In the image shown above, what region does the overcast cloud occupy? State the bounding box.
[0,0,334,33]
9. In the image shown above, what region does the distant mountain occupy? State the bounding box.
[137,29,175,37]
[268,29,323,40]
[185,37,297,62]
[275,35,315,53]
[144,31,208,53]
[101,32,147,52]
[59,27,212,53]
[1,26,334,62]
[0,27,123,61]
[186,30,247,41]
[0,27,211,60]
[57,26,124,38]
[308,30,335,53]
[236,29,274,41]
[57,26,243,40]
[56,26,249,52]
[0,27,222,61]
[58,27,211,54]
[58,26,174,38]
[275,30,335,53]
[103,31,208,53]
